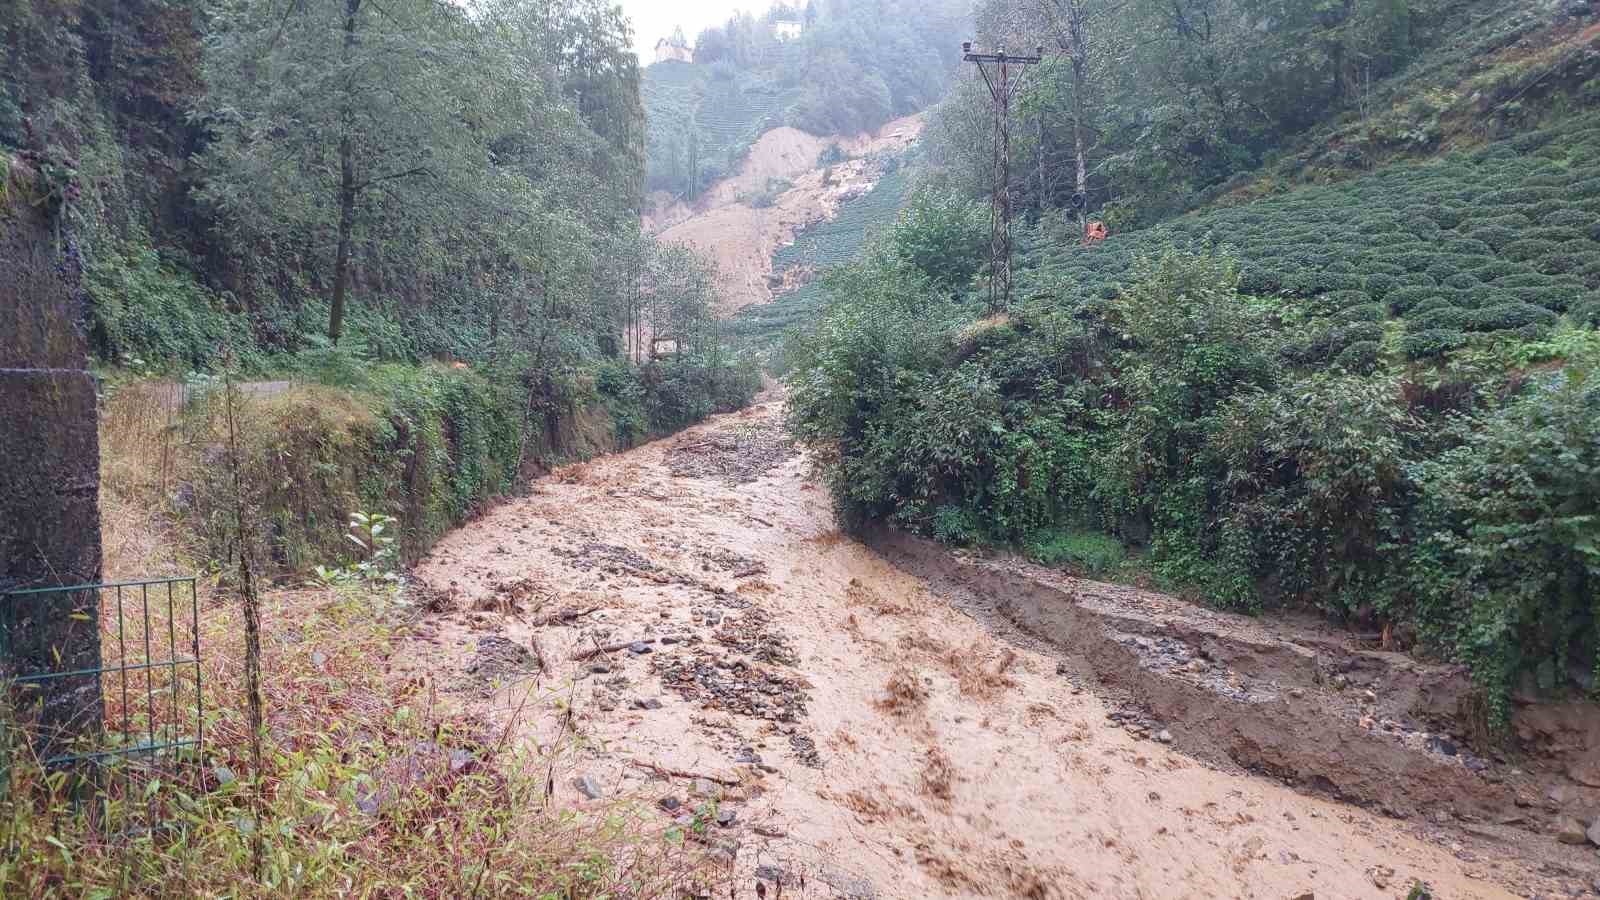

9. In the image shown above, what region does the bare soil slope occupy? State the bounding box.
[646,116,922,315]
[399,397,1580,899]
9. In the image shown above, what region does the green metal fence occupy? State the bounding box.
[2,577,204,838]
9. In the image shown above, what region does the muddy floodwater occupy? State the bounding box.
[395,394,1576,899]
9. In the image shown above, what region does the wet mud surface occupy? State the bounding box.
[392,395,1597,899]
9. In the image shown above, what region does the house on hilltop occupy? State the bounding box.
[654,26,693,64]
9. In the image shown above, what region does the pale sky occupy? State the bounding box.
[618,0,769,61]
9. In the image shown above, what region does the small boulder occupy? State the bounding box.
[628,642,653,655]
[1556,816,1589,845]
[1155,730,1173,744]
[658,796,682,812]
[717,807,737,827]
[1587,817,1600,847]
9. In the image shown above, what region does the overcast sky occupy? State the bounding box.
[619,0,765,60]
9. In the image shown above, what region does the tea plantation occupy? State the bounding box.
[1024,111,1600,354]
[729,166,914,352]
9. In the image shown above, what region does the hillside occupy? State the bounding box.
[641,0,965,197]
[647,116,920,316]
[786,0,1600,742]
[1023,111,1600,349]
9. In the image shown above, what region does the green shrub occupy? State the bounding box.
[1333,340,1382,374]
[1468,303,1559,333]
[1333,303,1388,324]
[1503,239,1560,263]
[1390,286,1450,313]
[85,246,247,370]
[1409,367,1600,725]
[1412,306,1471,331]
[1363,272,1400,301]
[1401,328,1467,359]
[1024,528,1127,575]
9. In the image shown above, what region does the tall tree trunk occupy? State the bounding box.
[331,135,356,343]
[1070,42,1088,235]
[1049,0,1092,235]
[330,0,362,343]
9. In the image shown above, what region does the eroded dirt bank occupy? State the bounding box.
[398,396,1588,898]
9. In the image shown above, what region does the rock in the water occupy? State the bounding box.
[1557,816,1589,844]
[1156,730,1173,744]
[573,775,604,800]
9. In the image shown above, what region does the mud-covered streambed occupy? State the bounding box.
[391,395,1590,899]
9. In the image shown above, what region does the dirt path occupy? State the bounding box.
[399,396,1560,899]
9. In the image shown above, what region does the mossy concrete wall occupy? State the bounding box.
[0,161,104,748]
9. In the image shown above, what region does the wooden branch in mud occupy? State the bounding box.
[530,606,599,627]
[628,759,741,787]
[528,636,547,673]
[569,638,655,661]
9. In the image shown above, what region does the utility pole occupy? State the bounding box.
[964,42,1043,313]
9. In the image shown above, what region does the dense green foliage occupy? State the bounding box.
[3,0,727,379]
[181,352,756,577]
[641,0,966,196]
[931,0,1600,227]
[789,183,1600,723]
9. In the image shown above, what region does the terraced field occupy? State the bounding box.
[1027,112,1600,361]
[730,167,915,352]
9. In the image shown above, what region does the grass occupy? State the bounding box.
[1,585,713,897]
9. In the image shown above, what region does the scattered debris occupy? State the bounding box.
[667,422,795,484]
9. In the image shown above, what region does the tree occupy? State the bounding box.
[196,0,525,342]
